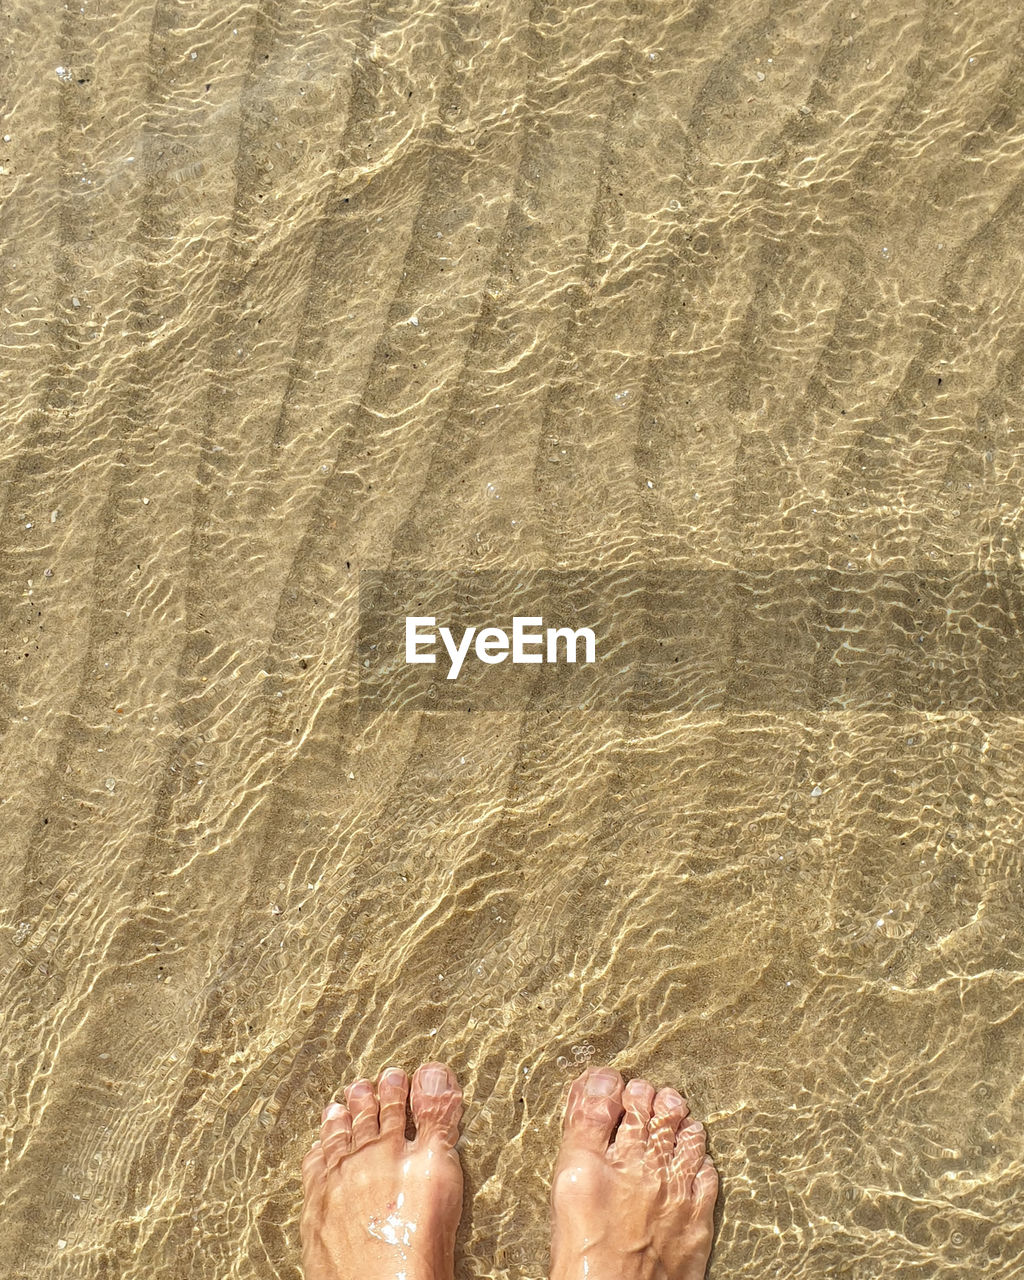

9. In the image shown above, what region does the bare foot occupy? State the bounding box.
[550,1066,718,1280]
[301,1062,463,1280]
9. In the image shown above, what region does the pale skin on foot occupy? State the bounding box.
[300,1061,718,1280]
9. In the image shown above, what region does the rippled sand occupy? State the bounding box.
[2,0,1023,1276]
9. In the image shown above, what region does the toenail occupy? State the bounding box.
[382,1068,405,1086]
[348,1081,372,1099]
[324,1102,343,1119]
[421,1066,448,1095]
[660,1089,683,1109]
[585,1069,619,1097]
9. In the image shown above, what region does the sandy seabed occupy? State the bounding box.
[2,0,1023,1277]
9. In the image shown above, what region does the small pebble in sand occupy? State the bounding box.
[811,785,822,797]
[72,296,80,308]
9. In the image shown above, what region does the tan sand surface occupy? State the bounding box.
[2,0,1023,1276]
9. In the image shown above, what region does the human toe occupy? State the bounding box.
[647,1086,687,1162]
[673,1117,707,1178]
[562,1066,625,1154]
[319,1100,353,1168]
[410,1061,463,1147]
[693,1154,719,1208]
[301,1140,327,1191]
[345,1078,379,1146]
[377,1066,410,1140]
[615,1076,655,1151]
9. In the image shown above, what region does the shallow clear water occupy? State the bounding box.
[2,0,1023,1277]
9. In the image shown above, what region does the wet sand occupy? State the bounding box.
[2,0,1023,1276]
